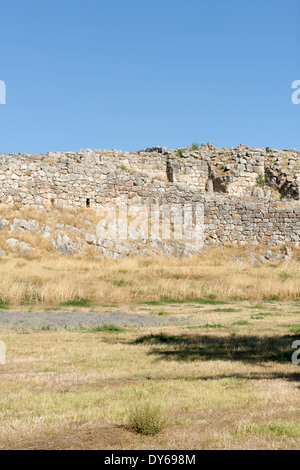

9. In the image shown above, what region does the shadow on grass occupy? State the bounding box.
[142,371,300,388]
[133,333,298,363]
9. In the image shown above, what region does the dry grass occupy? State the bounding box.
[0,206,299,305]
[0,304,300,449]
[0,252,298,306]
[0,206,100,257]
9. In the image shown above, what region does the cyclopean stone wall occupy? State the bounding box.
[0,145,299,251]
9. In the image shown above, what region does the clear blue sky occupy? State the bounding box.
[0,0,299,154]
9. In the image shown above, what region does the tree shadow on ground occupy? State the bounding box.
[133,333,298,364]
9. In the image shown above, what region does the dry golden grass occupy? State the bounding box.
[0,304,300,450]
[0,251,298,306]
[0,206,299,305]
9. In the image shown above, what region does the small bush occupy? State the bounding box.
[176,149,185,158]
[256,173,265,188]
[157,310,169,316]
[191,142,199,150]
[129,402,166,436]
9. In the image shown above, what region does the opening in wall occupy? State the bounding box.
[86,198,91,208]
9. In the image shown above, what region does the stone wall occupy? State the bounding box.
[203,196,300,246]
[0,145,299,251]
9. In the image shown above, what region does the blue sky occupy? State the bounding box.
[0,0,299,154]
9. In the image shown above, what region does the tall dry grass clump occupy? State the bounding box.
[128,402,167,436]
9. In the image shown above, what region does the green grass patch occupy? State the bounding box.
[187,323,227,329]
[112,279,132,287]
[213,308,242,313]
[60,298,93,307]
[288,325,300,335]
[263,296,280,302]
[191,298,229,305]
[240,421,300,438]
[259,312,275,316]
[134,334,184,345]
[43,306,62,312]
[138,297,229,306]
[79,324,125,333]
[0,299,10,310]
[100,303,119,308]
[231,321,251,326]
[230,296,250,301]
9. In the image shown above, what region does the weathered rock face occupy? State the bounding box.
[0,144,299,256]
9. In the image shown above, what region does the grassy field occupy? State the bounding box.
[0,249,299,307]
[1,297,300,450]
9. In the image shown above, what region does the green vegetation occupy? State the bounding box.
[60,298,93,307]
[139,297,229,306]
[256,173,265,188]
[263,296,280,302]
[176,148,185,157]
[187,323,227,329]
[237,421,300,438]
[79,324,125,333]
[112,279,132,287]
[289,325,300,335]
[0,298,10,309]
[191,142,200,150]
[157,310,170,316]
[213,308,242,313]
[134,334,183,345]
[129,403,166,436]
[21,292,42,305]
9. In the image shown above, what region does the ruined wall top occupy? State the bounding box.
[0,144,299,207]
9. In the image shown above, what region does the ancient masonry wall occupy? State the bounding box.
[0,145,299,247]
